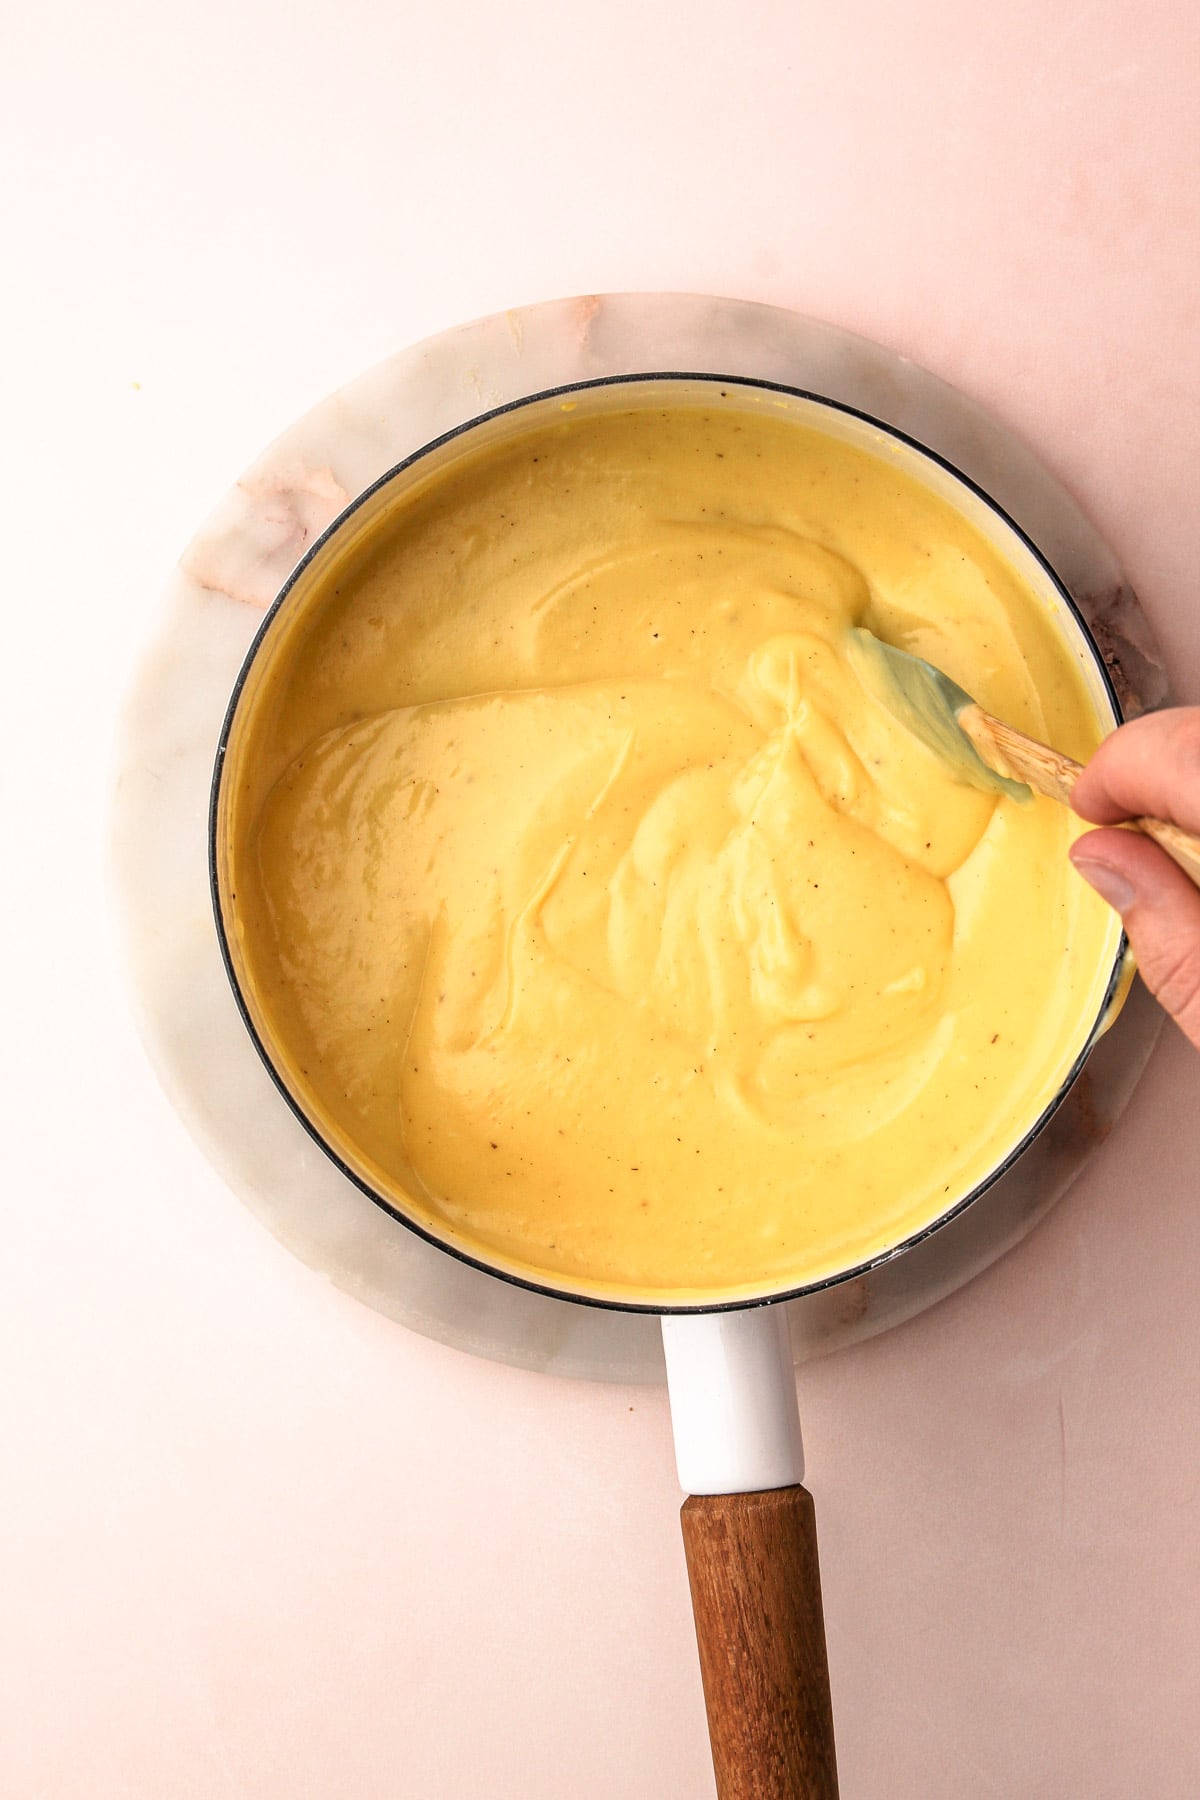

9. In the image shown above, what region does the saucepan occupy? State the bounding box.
[210,374,1130,1797]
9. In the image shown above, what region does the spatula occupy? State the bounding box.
[848,627,1200,887]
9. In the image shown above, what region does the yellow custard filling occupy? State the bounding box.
[222,398,1122,1304]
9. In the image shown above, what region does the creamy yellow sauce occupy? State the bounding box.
[221,399,1121,1304]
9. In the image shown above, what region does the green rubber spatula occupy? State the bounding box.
[848,627,1200,887]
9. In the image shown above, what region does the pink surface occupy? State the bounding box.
[4,1,1200,1795]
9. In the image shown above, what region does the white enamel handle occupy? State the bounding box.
[662,1308,840,1798]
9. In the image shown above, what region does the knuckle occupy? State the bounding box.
[1169,709,1200,783]
[1136,930,1200,1034]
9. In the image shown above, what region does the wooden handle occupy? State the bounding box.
[680,1486,839,1799]
[959,705,1200,888]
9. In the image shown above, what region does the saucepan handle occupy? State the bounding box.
[661,1309,839,1800]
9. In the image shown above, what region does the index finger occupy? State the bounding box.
[1071,706,1200,835]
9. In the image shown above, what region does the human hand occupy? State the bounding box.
[1070,707,1200,1050]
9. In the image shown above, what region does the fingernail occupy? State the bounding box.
[1071,858,1137,913]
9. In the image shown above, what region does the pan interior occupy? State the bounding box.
[214,379,1124,1309]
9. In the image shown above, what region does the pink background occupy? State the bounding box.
[4,1,1200,1794]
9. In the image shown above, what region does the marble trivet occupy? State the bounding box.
[110,293,1167,1383]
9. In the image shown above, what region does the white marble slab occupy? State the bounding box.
[109,293,1166,1383]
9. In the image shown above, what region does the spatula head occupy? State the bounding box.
[848,627,1032,803]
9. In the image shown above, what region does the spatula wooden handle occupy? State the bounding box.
[959,705,1200,888]
[680,1486,839,1799]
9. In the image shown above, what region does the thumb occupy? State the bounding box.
[1070,827,1200,1050]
